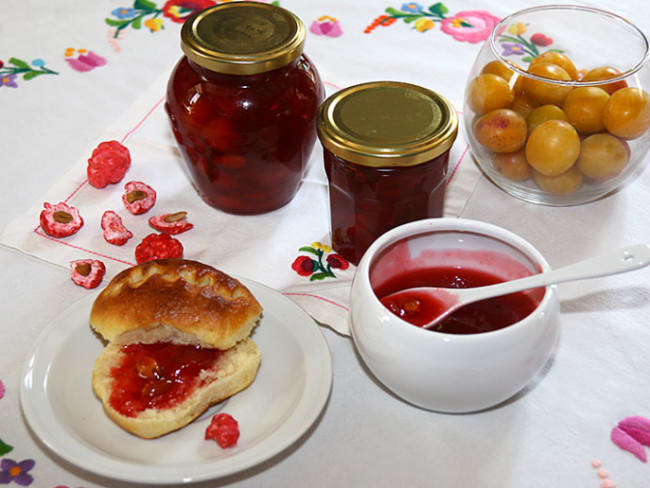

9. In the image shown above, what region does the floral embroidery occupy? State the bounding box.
[64,49,107,72]
[439,11,500,43]
[530,33,553,47]
[162,0,215,23]
[0,440,12,457]
[145,17,165,32]
[0,459,35,486]
[291,242,350,281]
[414,18,435,32]
[107,28,126,52]
[0,380,4,400]
[105,0,215,39]
[611,415,650,462]
[497,23,562,62]
[365,3,499,43]
[507,22,526,35]
[310,15,343,37]
[106,0,167,37]
[0,58,58,87]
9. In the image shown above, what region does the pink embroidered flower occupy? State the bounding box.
[440,10,501,44]
[65,50,107,72]
[292,256,315,277]
[0,380,4,400]
[310,15,343,37]
[611,415,650,462]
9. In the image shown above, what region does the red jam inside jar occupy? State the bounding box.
[318,82,458,264]
[108,342,223,417]
[165,3,323,215]
[324,148,449,265]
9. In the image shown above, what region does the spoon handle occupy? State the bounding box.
[464,243,650,302]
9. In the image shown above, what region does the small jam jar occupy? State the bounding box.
[317,81,458,265]
[166,3,324,215]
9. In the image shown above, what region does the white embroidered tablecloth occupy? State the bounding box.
[1,0,650,487]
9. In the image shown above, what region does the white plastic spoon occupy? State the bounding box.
[380,243,650,330]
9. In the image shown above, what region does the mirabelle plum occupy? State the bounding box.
[493,150,531,181]
[467,74,515,115]
[481,60,515,80]
[523,63,573,105]
[525,120,581,175]
[602,87,650,139]
[511,92,538,119]
[481,61,523,96]
[527,105,568,133]
[473,109,528,153]
[533,166,583,195]
[563,87,610,134]
[577,133,630,181]
[582,66,628,94]
[529,51,579,80]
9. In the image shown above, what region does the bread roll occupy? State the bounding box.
[90,259,262,348]
[89,259,263,438]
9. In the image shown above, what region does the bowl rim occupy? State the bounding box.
[354,217,556,342]
[488,4,650,87]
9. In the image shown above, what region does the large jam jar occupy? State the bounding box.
[166,2,324,214]
[317,81,458,265]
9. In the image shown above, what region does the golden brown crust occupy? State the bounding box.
[90,259,262,349]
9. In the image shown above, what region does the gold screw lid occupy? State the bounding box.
[317,81,458,167]
[181,2,305,75]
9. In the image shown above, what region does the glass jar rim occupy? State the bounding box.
[488,4,650,87]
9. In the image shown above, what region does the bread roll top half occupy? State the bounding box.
[90,259,262,349]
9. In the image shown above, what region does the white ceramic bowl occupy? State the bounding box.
[349,218,560,413]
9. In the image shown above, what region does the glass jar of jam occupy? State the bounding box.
[166,2,324,215]
[317,81,458,265]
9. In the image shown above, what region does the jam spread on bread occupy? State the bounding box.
[109,343,223,417]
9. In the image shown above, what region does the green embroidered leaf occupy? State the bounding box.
[460,20,473,28]
[132,16,142,29]
[9,57,30,69]
[310,272,329,281]
[23,71,40,80]
[402,15,420,24]
[0,439,13,456]
[134,0,158,11]
[105,18,129,27]
[298,246,319,256]
[271,0,280,5]
[521,55,533,62]
[429,2,449,16]
[385,7,405,16]
[546,48,565,53]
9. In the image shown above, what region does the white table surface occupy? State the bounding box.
[2,0,650,487]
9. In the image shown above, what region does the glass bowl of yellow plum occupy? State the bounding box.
[464,5,650,205]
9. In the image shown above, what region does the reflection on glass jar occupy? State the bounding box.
[318,82,458,265]
[166,2,324,215]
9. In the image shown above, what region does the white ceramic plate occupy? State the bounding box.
[20,278,332,485]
